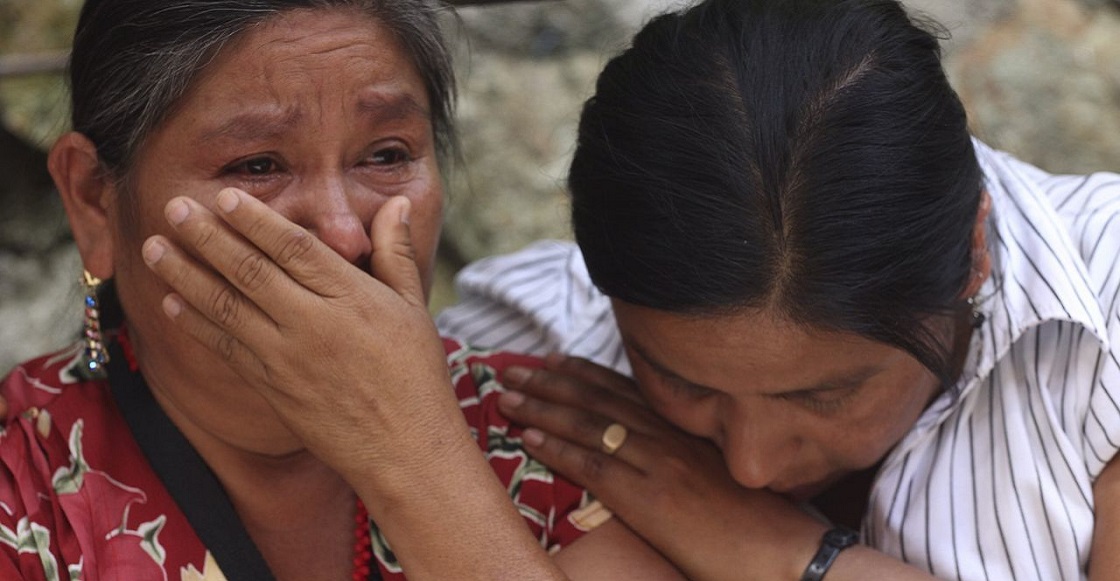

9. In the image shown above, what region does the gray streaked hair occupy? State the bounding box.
[70,0,456,180]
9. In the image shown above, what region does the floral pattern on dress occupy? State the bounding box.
[1,339,587,580]
[179,551,228,581]
[2,416,173,581]
[0,347,210,581]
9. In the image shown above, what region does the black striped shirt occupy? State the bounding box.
[436,141,1120,579]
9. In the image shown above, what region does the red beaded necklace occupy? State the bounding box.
[117,328,375,579]
[353,499,373,581]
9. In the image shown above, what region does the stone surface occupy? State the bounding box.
[948,0,1120,173]
[2,0,1120,375]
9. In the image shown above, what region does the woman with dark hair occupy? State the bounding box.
[0,0,685,579]
[439,0,1120,578]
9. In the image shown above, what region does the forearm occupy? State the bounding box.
[668,512,938,581]
[1089,453,1120,579]
[352,418,566,581]
[824,547,940,581]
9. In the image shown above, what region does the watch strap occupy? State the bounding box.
[800,526,859,581]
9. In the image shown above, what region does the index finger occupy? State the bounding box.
[545,353,647,406]
[502,364,663,436]
[211,188,371,300]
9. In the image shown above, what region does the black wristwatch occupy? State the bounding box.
[800,527,860,581]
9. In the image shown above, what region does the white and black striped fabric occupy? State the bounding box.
[436,141,1120,580]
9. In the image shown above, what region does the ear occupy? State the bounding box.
[960,189,992,299]
[49,132,117,280]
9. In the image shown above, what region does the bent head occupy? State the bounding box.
[51,0,452,366]
[570,0,988,496]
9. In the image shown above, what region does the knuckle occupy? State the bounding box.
[164,257,193,291]
[392,238,417,261]
[572,414,606,442]
[555,355,585,376]
[214,332,237,362]
[243,213,271,242]
[235,252,272,292]
[276,229,315,267]
[578,386,613,410]
[208,285,242,329]
[192,222,217,251]
[575,451,608,481]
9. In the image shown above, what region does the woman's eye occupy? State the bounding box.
[368,147,411,166]
[224,156,282,177]
[243,158,277,175]
[778,388,856,414]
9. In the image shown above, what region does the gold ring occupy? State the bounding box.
[569,499,614,530]
[600,423,628,456]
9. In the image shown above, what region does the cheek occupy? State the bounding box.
[826,428,899,470]
[826,380,937,468]
[409,187,443,250]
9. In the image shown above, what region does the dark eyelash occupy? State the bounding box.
[222,156,283,177]
[371,147,412,165]
[776,389,855,414]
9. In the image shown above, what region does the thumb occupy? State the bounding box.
[370,196,426,307]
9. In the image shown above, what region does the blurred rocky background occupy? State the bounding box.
[1,0,1119,374]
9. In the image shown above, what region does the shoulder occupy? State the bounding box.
[449,240,587,292]
[971,144,1120,478]
[442,337,545,435]
[1,343,92,419]
[437,240,595,342]
[987,147,1120,304]
[441,338,592,550]
[0,343,120,491]
[437,241,627,372]
[977,143,1119,332]
[0,346,160,578]
[0,344,119,463]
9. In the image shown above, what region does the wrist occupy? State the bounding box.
[799,526,860,581]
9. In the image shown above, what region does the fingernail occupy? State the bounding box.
[499,391,526,409]
[217,189,240,213]
[142,239,165,265]
[162,295,182,318]
[504,366,531,386]
[521,428,545,447]
[166,199,190,225]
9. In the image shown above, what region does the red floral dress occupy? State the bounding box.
[0,334,591,581]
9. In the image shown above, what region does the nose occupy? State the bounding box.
[719,408,795,490]
[309,211,371,266]
[298,178,374,266]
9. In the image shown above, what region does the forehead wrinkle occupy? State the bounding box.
[253,12,389,64]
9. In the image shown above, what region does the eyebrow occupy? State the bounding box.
[355,92,430,124]
[194,92,429,145]
[627,339,884,397]
[195,106,303,145]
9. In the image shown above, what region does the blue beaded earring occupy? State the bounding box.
[77,270,109,380]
